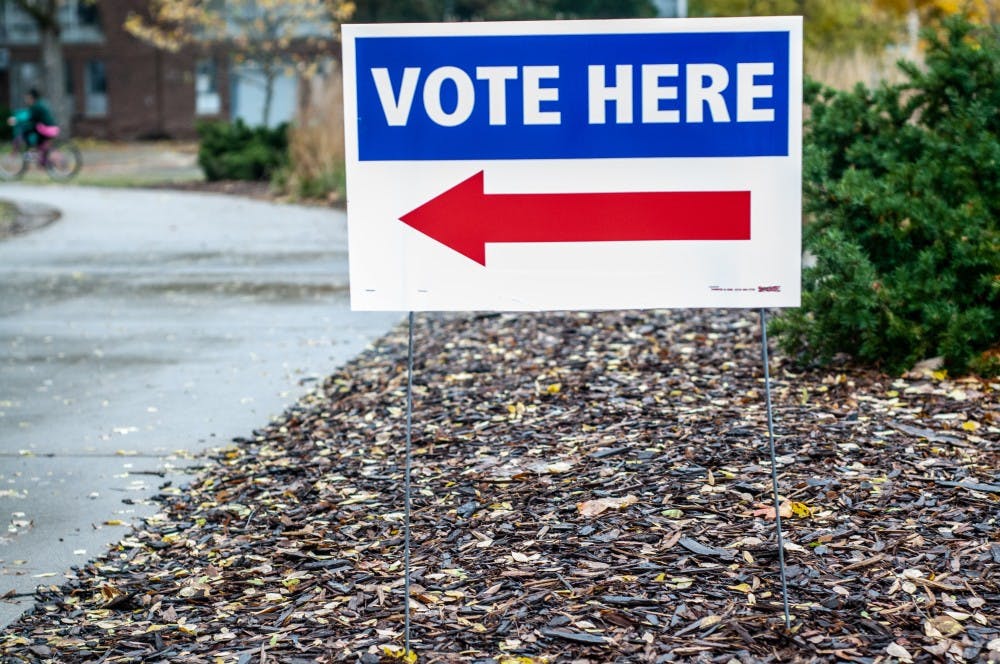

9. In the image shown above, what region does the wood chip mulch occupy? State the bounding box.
[1,309,997,663]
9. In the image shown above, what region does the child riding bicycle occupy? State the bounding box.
[1,87,79,180]
[6,88,60,151]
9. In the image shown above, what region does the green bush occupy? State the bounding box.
[196,119,288,181]
[772,16,1000,376]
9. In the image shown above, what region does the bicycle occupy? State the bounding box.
[0,130,82,182]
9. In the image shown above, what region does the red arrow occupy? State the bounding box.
[400,172,751,266]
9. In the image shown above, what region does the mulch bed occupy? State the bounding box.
[1,309,997,663]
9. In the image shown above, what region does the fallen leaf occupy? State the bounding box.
[529,460,573,475]
[382,645,418,663]
[577,495,638,517]
[751,501,792,520]
[925,615,963,638]
[886,641,913,662]
[789,501,813,518]
[698,614,722,629]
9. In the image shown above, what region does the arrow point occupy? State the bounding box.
[400,171,488,266]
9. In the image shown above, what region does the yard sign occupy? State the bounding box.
[342,17,802,311]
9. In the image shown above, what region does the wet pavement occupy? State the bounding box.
[0,185,399,625]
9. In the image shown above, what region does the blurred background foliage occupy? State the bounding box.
[351,0,658,22]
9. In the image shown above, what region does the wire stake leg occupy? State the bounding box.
[761,308,792,629]
[404,311,415,653]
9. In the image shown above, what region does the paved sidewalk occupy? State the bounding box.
[0,185,398,625]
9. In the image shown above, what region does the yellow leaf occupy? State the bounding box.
[501,658,538,664]
[931,369,948,381]
[654,573,666,582]
[382,645,418,663]
[790,502,813,518]
[104,519,126,526]
[546,383,561,394]
[727,583,752,593]
[961,421,979,431]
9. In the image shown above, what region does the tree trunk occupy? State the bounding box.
[262,66,277,127]
[39,21,69,132]
[14,0,71,133]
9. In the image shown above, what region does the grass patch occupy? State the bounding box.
[14,171,204,188]
[0,200,15,232]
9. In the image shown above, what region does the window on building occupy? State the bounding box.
[195,58,221,116]
[1,0,102,44]
[84,59,107,116]
[76,1,100,27]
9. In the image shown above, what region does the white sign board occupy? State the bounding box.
[342,17,802,311]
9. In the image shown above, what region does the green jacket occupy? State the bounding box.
[29,98,56,127]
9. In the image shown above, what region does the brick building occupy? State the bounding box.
[0,0,229,139]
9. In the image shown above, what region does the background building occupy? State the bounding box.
[0,0,302,139]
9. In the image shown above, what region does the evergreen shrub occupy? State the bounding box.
[772,17,1000,376]
[196,120,288,182]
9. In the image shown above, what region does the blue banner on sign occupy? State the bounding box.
[354,31,790,161]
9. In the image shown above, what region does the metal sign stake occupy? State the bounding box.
[760,308,792,629]
[403,311,415,655]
